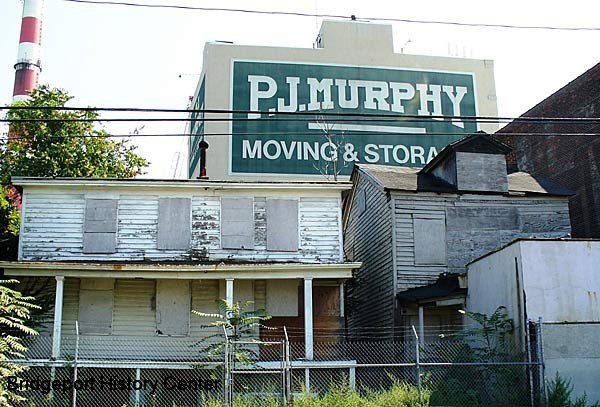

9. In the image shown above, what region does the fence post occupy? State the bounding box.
[71,321,80,407]
[525,320,535,407]
[537,317,547,406]
[223,326,231,407]
[412,325,422,403]
[283,327,292,406]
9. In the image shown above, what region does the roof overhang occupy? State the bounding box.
[0,261,361,280]
[11,177,352,191]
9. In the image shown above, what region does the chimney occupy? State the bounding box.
[13,0,44,102]
[197,139,209,179]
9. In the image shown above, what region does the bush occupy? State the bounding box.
[547,372,599,407]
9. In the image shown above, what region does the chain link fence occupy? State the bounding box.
[10,322,545,406]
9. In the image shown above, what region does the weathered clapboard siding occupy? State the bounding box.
[21,194,85,260]
[393,193,571,291]
[112,279,156,336]
[344,173,395,331]
[189,279,219,336]
[20,191,342,263]
[61,277,80,336]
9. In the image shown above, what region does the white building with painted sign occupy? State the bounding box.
[188,20,498,180]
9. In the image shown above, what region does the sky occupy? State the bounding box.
[1,0,599,178]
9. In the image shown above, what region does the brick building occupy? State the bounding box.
[498,63,600,237]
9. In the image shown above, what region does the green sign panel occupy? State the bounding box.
[231,61,478,175]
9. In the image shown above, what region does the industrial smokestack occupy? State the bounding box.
[13,0,44,102]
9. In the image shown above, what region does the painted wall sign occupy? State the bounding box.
[231,61,479,175]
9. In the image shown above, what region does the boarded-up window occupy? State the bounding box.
[158,198,191,250]
[266,199,298,252]
[79,279,114,334]
[266,280,299,316]
[414,218,446,265]
[221,198,254,249]
[156,280,191,336]
[83,199,118,253]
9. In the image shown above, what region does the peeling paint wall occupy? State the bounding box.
[393,193,571,292]
[20,188,343,263]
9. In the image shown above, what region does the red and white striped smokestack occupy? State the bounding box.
[13,0,44,102]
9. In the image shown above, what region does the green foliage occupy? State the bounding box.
[0,85,148,235]
[547,372,600,407]
[2,85,148,183]
[0,279,40,406]
[428,306,525,407]
[0,188,20,236]
[458,305,515,360]
[193,299,272,365]
[193,382,429,407]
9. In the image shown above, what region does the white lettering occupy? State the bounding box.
[389,83,415,113]
[364,144,379,163]
[263,140,281,160]
[303,142,319,161]
[379,144,393,162]
[442,85,468,128]
[278,77,300,113]
[320,142,338,162]
[242,140,261,159]
[410,145,426,164]
[392,145,410,164]
[280,140,297,159]
[336,79,359,109]
[307,78,334,110]
[361,81,390,111]
[416,84,443,120]
[426,146,438,163]
[248,75,277,119]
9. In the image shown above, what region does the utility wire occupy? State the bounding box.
[3,107,600,124]
[4,131,600,142]
[62,0,600,32]
[3,117,600,125]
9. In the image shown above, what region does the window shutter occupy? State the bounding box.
[221,198,254,249]
[83,199,118,254]
[158,198,191,250]
[266,199,298,252]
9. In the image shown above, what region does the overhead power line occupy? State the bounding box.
[3,106,600,125]
[62,0,600,32]
[4,131,600,142]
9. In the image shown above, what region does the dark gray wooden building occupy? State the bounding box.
[342,134,572,338]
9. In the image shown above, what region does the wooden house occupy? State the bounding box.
[342,134,572,340]
[0,178,359,362]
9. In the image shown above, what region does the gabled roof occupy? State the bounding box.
[419,132,512,175]
[355,164,572,196]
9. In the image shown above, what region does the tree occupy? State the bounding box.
[2,85,148,183]
[0,85,148,235]
[0,279,40,406]
[193,299,272,365]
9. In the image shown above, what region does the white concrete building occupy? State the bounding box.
[188,20,499,180]
[467,239,600,403]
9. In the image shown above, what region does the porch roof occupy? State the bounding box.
[0,260,360,280]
